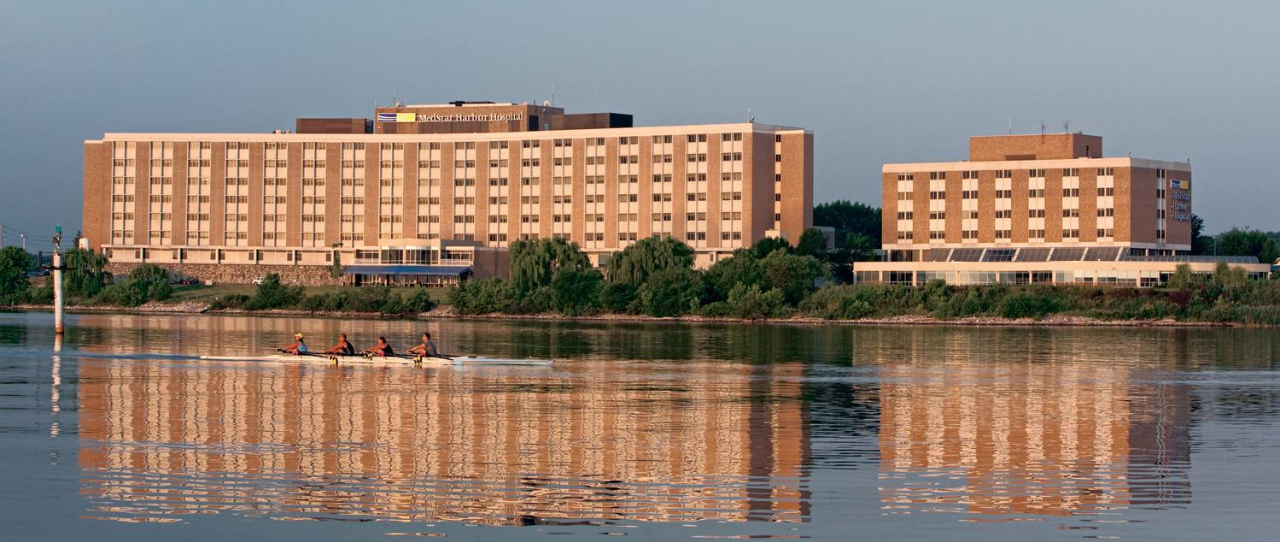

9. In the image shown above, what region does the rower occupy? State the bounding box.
[363,336,395,357]
[408,332,439,358]
[279,333,308,355]
[324,333,356,355]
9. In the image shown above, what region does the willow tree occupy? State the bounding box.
[63,248,111,298]
[508,237,592,294]
[605,236,695,288]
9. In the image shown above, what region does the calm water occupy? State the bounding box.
[2,312,1279,541]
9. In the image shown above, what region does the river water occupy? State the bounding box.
[1,311,1278,541]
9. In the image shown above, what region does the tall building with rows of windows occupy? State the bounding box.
[854,133,1269,286]
[82,101,813,285]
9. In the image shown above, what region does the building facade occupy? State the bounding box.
[83,102,813,283]
[855,133,1268,286]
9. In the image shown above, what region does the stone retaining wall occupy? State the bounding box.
[107,263,338,286]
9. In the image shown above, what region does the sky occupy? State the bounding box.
[2,0,1278,248]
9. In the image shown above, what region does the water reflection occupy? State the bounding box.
[21,312,1276,539]
[78,357,809,525]
[870,329,1191,518]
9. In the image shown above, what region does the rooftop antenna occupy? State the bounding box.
[1008,117,1012,135]
[748,108,753,123]
[1064,120,1070,133]
[1039,121,1046,137]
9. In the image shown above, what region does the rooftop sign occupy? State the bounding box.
[376,112,525,123]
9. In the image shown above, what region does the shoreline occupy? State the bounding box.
[3,302,1243,328]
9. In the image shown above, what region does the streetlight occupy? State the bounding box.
[19,234,25,251]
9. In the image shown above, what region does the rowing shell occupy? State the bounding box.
[199,353,554,366]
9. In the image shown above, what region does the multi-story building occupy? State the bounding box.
[854,133,1268,286]
[83,101,813,284]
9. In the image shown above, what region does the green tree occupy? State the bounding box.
[63,248,111,298]
[636,267,703,317]
[1260,238,1279,265]
[96,264,172,306]
[844,232,878,262]
[1190,214,1213,255]
[0,246,35,303]
[1168,263,1194,289]
[750,236,791,259]
[1215,228,1271,259]
[329,243,345,282]
[606,236,695,287]
[702,248,764,302]
[759,249,821,305]
[550,268,604,316]
[813,200,882,242]
[1212,261,1248,288]
[794,228,828,257]
[509,237,593,294]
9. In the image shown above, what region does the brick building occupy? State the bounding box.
[854,133,1268,286]
[82,101,813,284]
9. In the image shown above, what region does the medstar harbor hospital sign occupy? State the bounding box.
[376,112,525,123]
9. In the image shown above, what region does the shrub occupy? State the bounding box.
[508,286,553,314]
[597,282,637,314]
[24,285,54,305]
[94,264,172,307]
[396,288,437,315]
[449,278,515,315]
[725,284,787,319]
[246,274,304,310]
[998,291,1055,319]
[636,268,703,317]
[208,294,250,310]
[799,286,876,320]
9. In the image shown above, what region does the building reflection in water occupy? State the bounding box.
[873,329,1191,518]
[77,358,809,525]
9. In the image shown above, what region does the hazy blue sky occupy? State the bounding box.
[2,0,1278,247]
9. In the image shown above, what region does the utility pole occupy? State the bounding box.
[21,234,26,251]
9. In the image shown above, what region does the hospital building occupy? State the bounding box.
[82,100,813,285]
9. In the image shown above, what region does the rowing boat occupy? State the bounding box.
[199,353,554,366]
